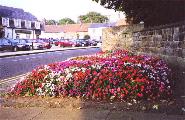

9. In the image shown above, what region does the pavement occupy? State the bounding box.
[0,107,185,120]
[0,45,185,120]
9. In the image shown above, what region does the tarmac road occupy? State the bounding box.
[0,48,101,80]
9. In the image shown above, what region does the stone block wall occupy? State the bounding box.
[132,23,185,57]
[132,22,185,96]
[102,22,185,96]
[102,24,144,51]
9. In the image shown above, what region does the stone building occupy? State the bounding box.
[0,5,42,39]
[41,24,91,40]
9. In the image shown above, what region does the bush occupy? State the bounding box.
[84,35,90,40]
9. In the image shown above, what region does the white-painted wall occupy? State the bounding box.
[88,27,106,41]
[4,27,13,39]
[40,31,64,39]
[4,27,37,39]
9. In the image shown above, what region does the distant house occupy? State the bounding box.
[42,19,127,40]
[88,23,116,41]
[0,5,42,39]
[42,24,91,39]
[40,25,64,39]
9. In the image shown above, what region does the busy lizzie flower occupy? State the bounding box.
[9,50,172,101]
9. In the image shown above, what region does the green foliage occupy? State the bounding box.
[92,0,185,27]
[58,18,75,25]
[45,19,58,25]
[84,35,90,40]
[78,11,108,23]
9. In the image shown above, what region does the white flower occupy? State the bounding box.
[66,73,73,80]
[152,105,159,110]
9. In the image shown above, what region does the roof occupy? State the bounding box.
[44,23,91,33]
[62,23,91,32]
[89,23,116,28]
[0,5,37,21]
[44,25,63,33]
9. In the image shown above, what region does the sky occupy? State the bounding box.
[0,0,125,22]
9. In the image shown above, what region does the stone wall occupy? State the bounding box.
[132,22,185,96]
[102,24,144,51]
[132,22,185,57]
[102,22,185,96]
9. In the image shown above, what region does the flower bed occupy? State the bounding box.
[10,50,172,101]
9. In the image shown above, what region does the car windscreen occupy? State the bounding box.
[37,40,44,43]
[19,39,27,44]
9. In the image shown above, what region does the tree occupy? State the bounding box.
[92,0,185,27]
[78,12,108,23]
[84,35,90,40]
[58,18,75,25]
[45,19,58,25]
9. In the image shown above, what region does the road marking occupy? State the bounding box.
[18,59,23,61]
[26,58,30,60]
[31,56,36,59]
[37,56,42,58]
[0,73,30,85]
[12,60,18,62]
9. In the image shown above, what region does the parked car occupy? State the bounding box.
[49,39,59,44]
[25,39,44,50]
[87,39,97,46]
[57,39,75,47]
[0,38,16,51]
[69,39,81,47]
[37,39,52,49]
[75,39,89,47]
[14,39,31,51]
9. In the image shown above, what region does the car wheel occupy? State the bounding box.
[13,47,18,52]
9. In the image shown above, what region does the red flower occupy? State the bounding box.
[137,93,143,97]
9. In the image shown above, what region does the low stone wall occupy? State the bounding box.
[132,22,185,96]
[102,24,144,51]
[102,22,185,96]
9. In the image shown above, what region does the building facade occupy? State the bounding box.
[42,24,90,40]
[88,23,116,41]
[0,5,42,39]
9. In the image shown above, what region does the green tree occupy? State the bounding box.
[45,19,58,25]
[92,0,185,27]
[84,35,90,40]
[78,12,108,23]
[58,18,75,25]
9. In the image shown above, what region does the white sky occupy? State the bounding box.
[0,0,125,22]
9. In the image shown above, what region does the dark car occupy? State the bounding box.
[14,39,31,51]
[75,39,89,47]
[0,38,19,52]
[87,39,97,46]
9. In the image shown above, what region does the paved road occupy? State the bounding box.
[0,48,101,80]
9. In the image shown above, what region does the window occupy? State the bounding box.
[31,22,35,28]
[21,20,26,28]
[16,34,20,39]
[9,19,14,27]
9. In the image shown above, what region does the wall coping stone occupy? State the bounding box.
[133,21,185,33]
